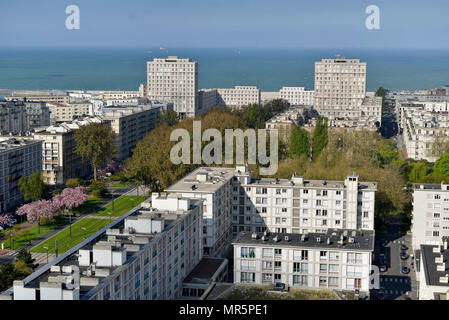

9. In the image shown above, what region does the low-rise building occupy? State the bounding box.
[200,86,261,109]
[32,117,103,185]
[279,87,314,106]
[48,102,92,123]
[4,194,203,300]
[418,238,449,300]
[233,229,374,294]
[0,138,42,213]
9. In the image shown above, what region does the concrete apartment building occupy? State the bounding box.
[233,229,374,294]
[198,86,261,110]
[166,167,235,257]
[265,106,315,141]
[0,101,28,134]
[314,57,367,117]
[0,138,42,213]
[32,117,103,185]
[101,104,166,160]
[417,238,449,300]
[166,165,377,257]
[411,182,449,249]
[398,101,449,161]
[4,194,203,300]
[24,102,51,129]
[5,94,70,105]
[147,56,198,119]
[279,87,315,106]
[48,102,92,123]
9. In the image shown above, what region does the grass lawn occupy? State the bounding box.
[220,285,339,300]
[0,217,67,251]
[31,218,112,254]
[73,196,105,215]
[109,181,133,188]
[91,195,145,217]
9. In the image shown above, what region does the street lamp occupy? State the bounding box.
[81,227,87,239]
[43,246,49,264]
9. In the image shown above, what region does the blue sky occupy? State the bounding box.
[1,0,449,48]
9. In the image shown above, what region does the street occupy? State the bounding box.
[371,218,417,300]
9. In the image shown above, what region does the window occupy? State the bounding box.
[293,275,308,286]
[275,249,282,256]
[274,261,282,270]
[320,251,327,259]
[240,272,255,283]
[241,247,256,258]
[329,264,339,273]
[263,248,273,257]
[262,261,272,269]
[320,264,327,273]
[262,273,272,282]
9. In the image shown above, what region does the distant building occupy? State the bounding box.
[279,87,314,106]
[233,229,374,294]
[0,138,42,213]
[102,104,167,160]
[314,57,367,117]
[261,91,280,104]
[0,100,28,134]
[24,102,51,129]
[265,106,315,141]
[48,102,91,123]
[147,56,199,119]
[4,194,203,300]
[32,117,103,185]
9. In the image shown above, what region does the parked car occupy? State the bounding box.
[379,265,387,272]
[401,244,408,250]
[400,251,409,260]
[401,266,410,274]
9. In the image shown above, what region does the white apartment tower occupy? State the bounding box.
[314,57,367,117]
[146,56,199,119]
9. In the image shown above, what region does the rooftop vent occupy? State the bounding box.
[301,234,306,242]
[273,235,280,242]
[316,237,321,243]
[284,236,290,242]
[251,233,258,240]
[261,235,267,241]
[263,230,269,237]
[326,238,331,245]
[348,237,355,244]
[191,184,197,190]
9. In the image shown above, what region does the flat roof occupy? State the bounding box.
[183,257,227,284]
[420,244,449,287]
[166,167,236,193]
[233,229,375,252]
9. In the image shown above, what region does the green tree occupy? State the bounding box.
[312,116,328,161]
[409,162,430,183]
[289,126,310,158]
[88,181,108,198]
[158,109,179,126]
[0,262,16,292]
[434,153,449,178]
[375,87,387,111]
[66,178,84,188]
[15,248,37,270]
[18,172,45,202]
[74,123,117,180]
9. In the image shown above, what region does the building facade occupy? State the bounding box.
[0,101,28,134]
[411,182,449,249]
[32,117,103,185]
[147,56,198,119]
[0,138,42,213]
[233,229,374,294]
[24,102,51,129]
[102,104,165,160]
[314,57,367,118]
[279,87,315,106]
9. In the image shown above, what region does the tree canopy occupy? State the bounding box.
[74,123,117,180]
[18,172,45,202]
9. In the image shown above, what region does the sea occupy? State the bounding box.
[0,46,448,92]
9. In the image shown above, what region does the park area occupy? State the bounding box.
[30,195,145,255]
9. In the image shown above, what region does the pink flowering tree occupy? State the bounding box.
[16,200,59,224]
[54,186,89,214]
[0,214,12,228]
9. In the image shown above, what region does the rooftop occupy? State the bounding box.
[233,229,375,251]
[420,240,449,287]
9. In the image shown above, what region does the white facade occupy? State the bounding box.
[147,56,198,118]
[412,183,449,249]
[233,230,373,294]
[280,87,315,106]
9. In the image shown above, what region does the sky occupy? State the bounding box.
[1,0,449,48]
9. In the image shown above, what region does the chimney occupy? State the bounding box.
[444,237,448,251]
